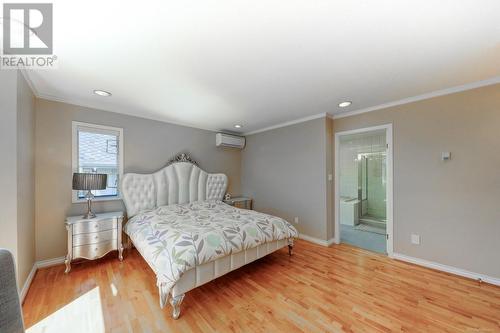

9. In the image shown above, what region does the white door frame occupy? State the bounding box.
[333,123,393,256]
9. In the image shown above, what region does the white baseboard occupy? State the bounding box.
[20,256,66,303]
[299,234,335,247]
[36,256,65,269]
[20,264,37,303]
[392,252,500,286]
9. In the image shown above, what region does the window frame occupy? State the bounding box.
[71,121,124,203]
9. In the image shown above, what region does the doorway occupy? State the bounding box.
[334,124,393,255]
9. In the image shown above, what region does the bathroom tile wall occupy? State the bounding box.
[339,148,358,198]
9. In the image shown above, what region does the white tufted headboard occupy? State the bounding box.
[121,153,228,217]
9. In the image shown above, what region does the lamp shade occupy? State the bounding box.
[72,173,107,191]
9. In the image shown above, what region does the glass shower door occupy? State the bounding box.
[357,156,367,218]
[366,153,387,221]
[357,153,387,222]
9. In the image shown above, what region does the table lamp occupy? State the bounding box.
[72,173,107,219]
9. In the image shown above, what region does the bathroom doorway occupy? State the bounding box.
[334,124,393,255]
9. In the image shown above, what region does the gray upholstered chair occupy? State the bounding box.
[0,249,25,333]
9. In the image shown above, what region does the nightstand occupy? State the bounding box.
[223,197,253,210]
[65,211,124,273]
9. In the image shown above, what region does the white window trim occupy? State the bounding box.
[72,121,124,204]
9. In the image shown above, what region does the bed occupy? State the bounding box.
[121,153,298,319]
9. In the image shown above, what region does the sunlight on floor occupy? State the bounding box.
[110,282,118,296]
[26,287,105,333]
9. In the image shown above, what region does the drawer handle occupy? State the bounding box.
[94,247,99,251]
[94,235,99,240]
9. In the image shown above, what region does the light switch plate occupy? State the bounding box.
[411,234,421,245]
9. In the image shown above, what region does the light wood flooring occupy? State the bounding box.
[23,240,500,332]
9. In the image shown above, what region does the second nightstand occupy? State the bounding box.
[223,197,253,210]
[65,211,124,273]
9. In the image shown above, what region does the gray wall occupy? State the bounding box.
[16,72,36,286]
[0,71,19,276]
[325,118,334,240]
[240,84,500,279]
[0,71,36,287]
[5,74,500,285]
[333,83,500,278]
[241,118,329,240]
[35,99,242,260]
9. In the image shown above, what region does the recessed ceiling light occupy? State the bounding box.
[93,89,112,97]
[234,124,243,129]
[338,101,352,108]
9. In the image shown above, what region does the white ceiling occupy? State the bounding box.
[20,0,500,134]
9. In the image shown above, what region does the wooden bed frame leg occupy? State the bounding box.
[170,294,185,320]
[288,239,294,256]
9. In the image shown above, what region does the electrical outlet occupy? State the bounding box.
[328,174,333,181]
[294,217,299,224]
[411,234,421,245]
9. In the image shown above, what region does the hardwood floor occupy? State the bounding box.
[23,240,500,333]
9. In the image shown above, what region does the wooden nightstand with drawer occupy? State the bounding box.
[65,211,124,273]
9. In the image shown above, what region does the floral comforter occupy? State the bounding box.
[124,200,298,295]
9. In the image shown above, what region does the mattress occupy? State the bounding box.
[124,200,298,297]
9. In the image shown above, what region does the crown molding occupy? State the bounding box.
[36,88,328,137]
[243,112,328,136]
[35,91,221,133]
[21,70,500,136]
[19,69,40,96]
[20,69,220,133]
[332,76,500,119]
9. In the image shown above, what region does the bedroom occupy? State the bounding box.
[1,1,500,332]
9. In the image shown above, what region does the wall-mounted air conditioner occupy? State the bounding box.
[216,133,246,149]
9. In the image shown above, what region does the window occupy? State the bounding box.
[72,122,123,203]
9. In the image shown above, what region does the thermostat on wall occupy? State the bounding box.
[441,152,451,161]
